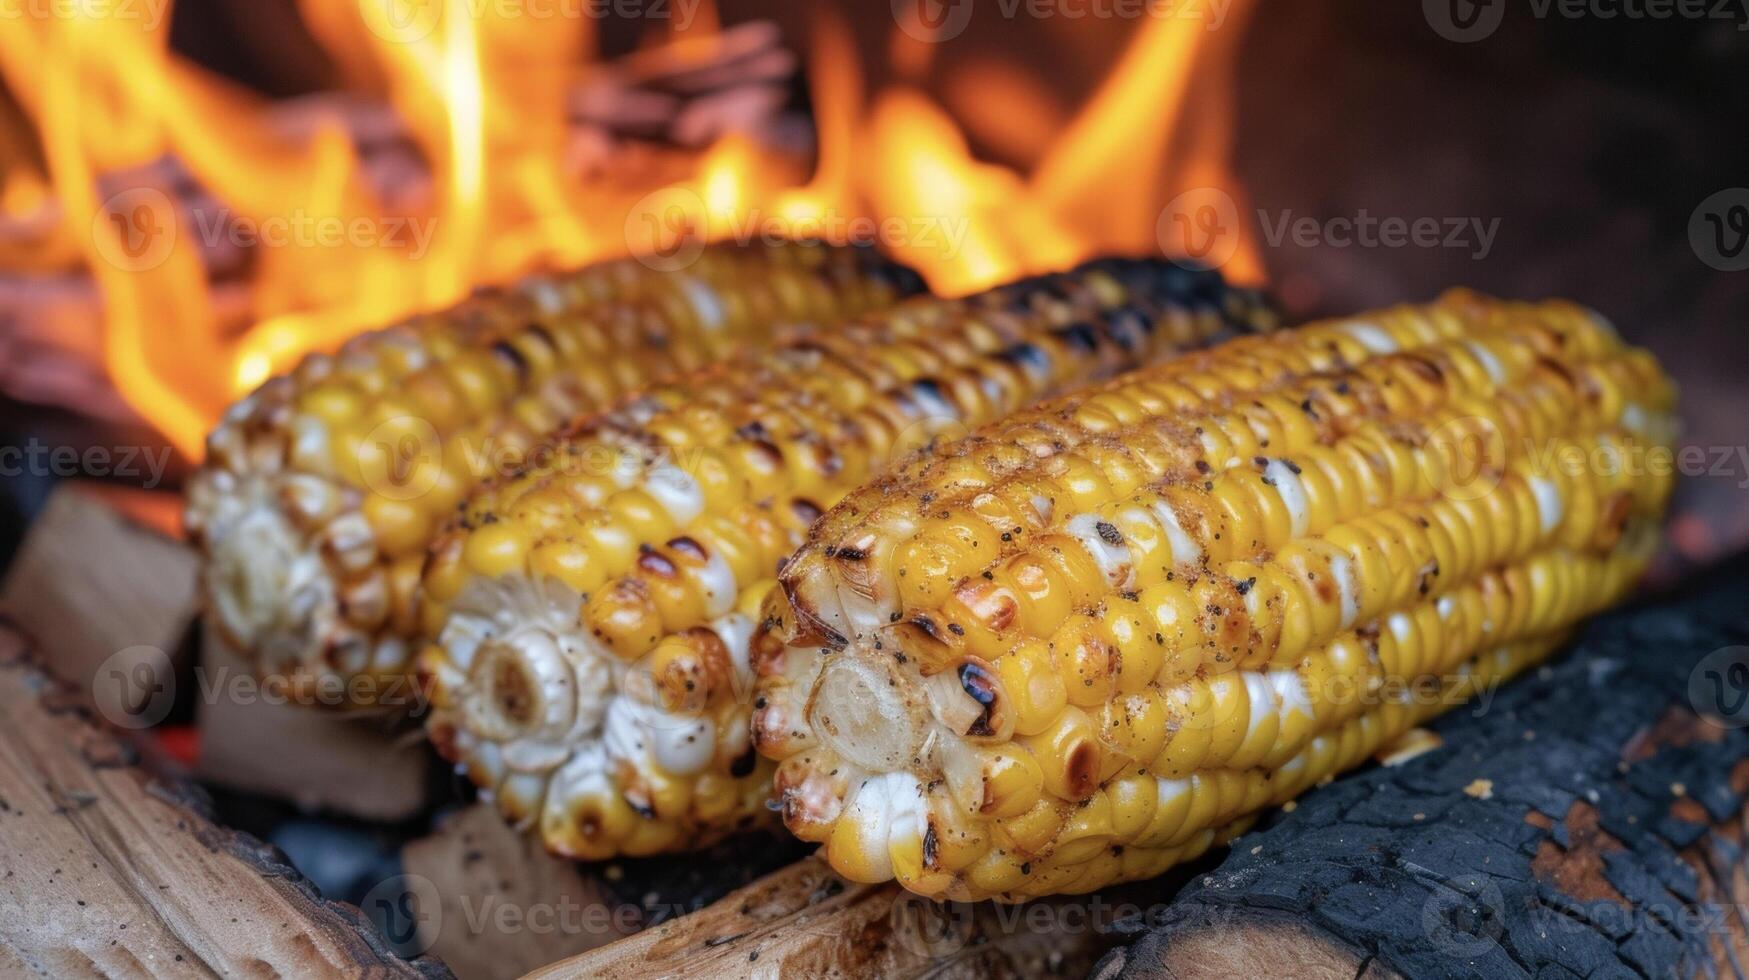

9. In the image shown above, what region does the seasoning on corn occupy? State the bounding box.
[186,240,924,707]
[754,291,1677,901]
[416,258,1275,858]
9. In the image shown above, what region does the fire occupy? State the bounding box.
[0,1,1260,460]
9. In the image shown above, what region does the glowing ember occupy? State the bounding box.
[0,1,1260,459]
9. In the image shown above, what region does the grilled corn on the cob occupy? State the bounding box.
[754,291,1677,901]
[186,240,923,705]
[417,259,1274,858]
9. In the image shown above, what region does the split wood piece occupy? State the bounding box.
[0,620,451,978]
[0,482,197,729]
[1096,552,1749,980]
[400,804,639,980]
[195,629,438,822]
[399,802,812,980]
[527,853,1146,979]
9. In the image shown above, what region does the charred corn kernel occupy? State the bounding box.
[419,259,1275,859]
[187,241,923,705]
[758,291,1677,901]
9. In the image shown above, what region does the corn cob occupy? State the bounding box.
[416,259,1274,858]
[754,291,1677,902]
[185,240,923,706]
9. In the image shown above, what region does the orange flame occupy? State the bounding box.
[0,2,1260,459]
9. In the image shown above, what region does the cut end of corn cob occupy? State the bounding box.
[754,291,1677,901]
[190,466,367,685]
[186,240,925,706]
[414,258,1274,858]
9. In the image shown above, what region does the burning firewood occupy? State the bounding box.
[0,21,804,423]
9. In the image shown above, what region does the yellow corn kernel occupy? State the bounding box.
[994,639,1067,738]
[1021,705,1101,802]
[978,743,1045,820]
[462,522,534,578]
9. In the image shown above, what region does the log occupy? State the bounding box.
[0,620,450,977]
[195,629,440,822]
[400,804,638,980]
[527,853,1159,979]
[398,803,813,980]
[1096,552,1749,980]
[0,483,196,729]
